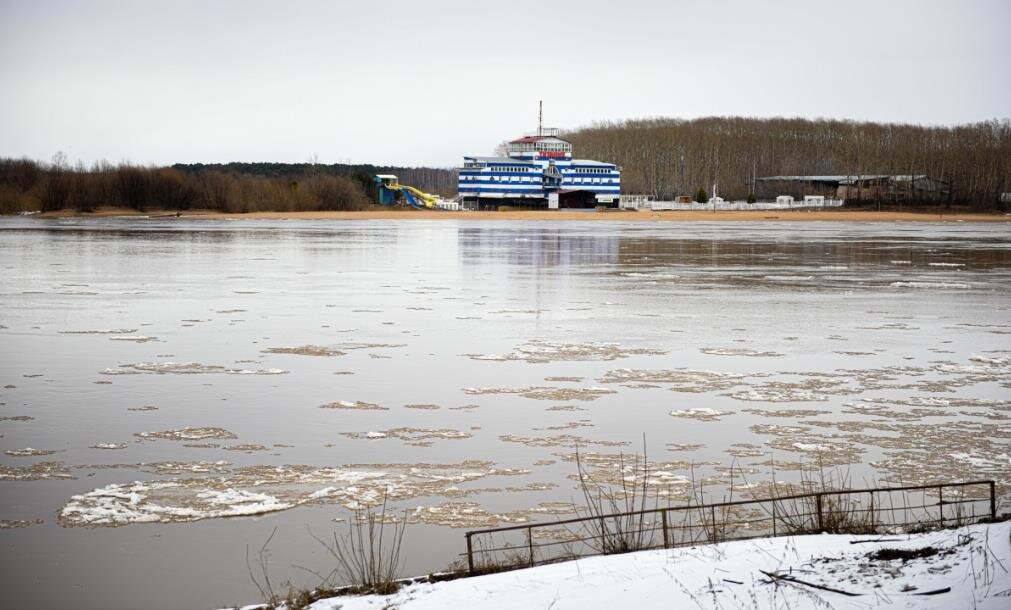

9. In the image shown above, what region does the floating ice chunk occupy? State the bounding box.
[729,389,828,403]
[91,443,128,450]
[701,347,782,357]
[969,354,1008,366]
[668,408,731,421]
[890,281,970,289]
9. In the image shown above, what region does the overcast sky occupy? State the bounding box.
[1,0,1009,168]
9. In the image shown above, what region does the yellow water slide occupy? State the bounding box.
[399,184,441,209]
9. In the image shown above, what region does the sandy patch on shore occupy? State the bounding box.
[34,206,1011,222]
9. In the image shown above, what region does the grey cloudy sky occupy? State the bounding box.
[1,0,1009,168]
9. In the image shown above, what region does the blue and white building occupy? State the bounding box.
[458,128,621,209]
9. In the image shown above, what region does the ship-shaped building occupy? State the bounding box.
[458,111,620,209]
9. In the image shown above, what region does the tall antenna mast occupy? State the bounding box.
[538,100,543,137]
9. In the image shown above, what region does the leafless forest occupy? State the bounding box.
[0,159,456,214]
[566,117,1011,208]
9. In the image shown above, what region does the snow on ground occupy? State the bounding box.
[282,521,1011,610]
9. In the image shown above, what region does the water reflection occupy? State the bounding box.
[459,227,620,266]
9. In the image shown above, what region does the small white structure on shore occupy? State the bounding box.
[776,195,794,205]
[804,195,825,205]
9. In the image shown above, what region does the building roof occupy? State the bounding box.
[758,175,885,182]
[759,174,934,184]
[570,159,615,167]
[463,156,536,165]
[510,135,572,144]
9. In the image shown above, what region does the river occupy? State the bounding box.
[1,217,1009,609]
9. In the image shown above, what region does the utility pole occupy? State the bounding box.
[538,100,543,137]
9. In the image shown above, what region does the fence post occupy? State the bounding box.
[990,481,997,520]
[938,486,944,523]
[815,493,824,532]
[869,491,876,528]
[466,532,474,575]
[710,505,718,542]
[527,526,534,567]
[661,510,670,549]
[772,501,777,536]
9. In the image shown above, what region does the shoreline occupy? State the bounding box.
[25,207,1011,222]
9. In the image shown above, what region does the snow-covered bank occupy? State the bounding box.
[250,521,1011,610]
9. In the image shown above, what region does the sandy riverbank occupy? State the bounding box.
[32,206,1011,222]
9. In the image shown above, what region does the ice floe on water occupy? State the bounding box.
[262,345,346,357]
[701,347,783,357]
[890,281,971,289]
[969,354,1009,366]
[90,443,128,450]
[4,447,60,457]
[668,408,732,421]
[555,452,695,495]
[101,362,288,375]
[727,388,829,402]
[499,434,630,448]
[666,443,706,452]
[600,369,747,393]
[319,400,387,411]
[135,427,237,441]
[948,451,1011,470]
[742,408,830,418]
[465,340,665,363]
[222,444,269,452]
[619,271,681,279]
[58,328,139,335]
[108,335,158,343]
[341,427,472,446]
[408,502,530,528]
[0,461,75,481]
[532,419,594,431]
[60,482,293,526]
[262,342,405,357]
[463,386,617,401]
[0,519,43,529]
[58,461,529,527]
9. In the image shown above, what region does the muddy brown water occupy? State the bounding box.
[1,217,1009,609]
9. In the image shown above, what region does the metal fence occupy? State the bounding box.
[623,199,846,211]
[464,480,996,575]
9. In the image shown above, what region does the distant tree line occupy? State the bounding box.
[565,117,1011,209]
[0,158,457,214]
[171,162,457,196]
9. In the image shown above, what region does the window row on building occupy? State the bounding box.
[564,178,619,184]
[565,167,614,174]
